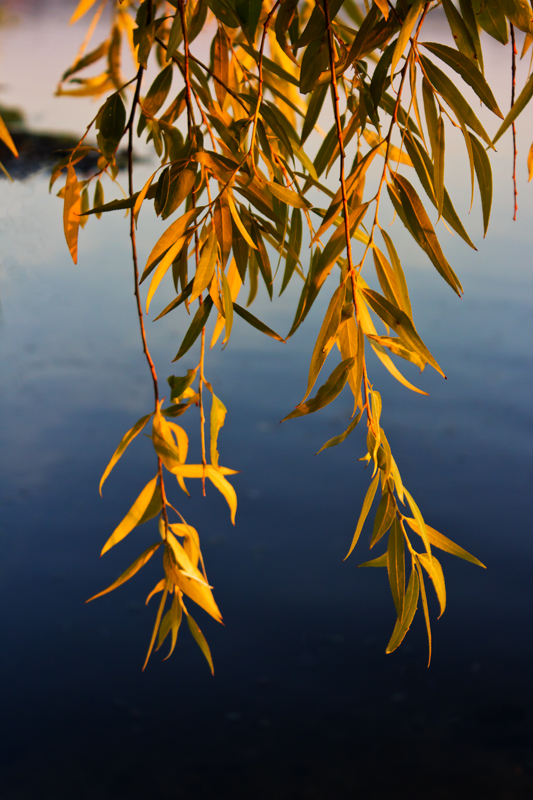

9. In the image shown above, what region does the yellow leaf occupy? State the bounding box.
[227,191,258,249]
[0,114,18,157]
[146,578,166,605]
[206,465,237,524]
[185,611,215,674]
[70,0,99,25]
[63,164,81,264]
[100,476,158,556]
[100,413,154,494]
[211,258,243,348]
[209,392,227,468]
[146,236,185,313]
[373,0,389,19]
[86,542,162,602]
[417,552,447,618]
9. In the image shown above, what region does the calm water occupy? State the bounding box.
[1,3,533,798]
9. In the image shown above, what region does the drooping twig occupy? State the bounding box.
[511,23,518,221]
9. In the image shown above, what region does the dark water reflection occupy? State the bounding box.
[1,6,533,800]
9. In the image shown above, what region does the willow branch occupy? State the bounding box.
[511,23,518,221]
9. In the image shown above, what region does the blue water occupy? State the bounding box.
[1,3,533,798]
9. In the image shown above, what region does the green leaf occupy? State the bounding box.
[434,115,445,219]
[99,413,154,494]
[404,517,485,568]
[420,54,492,147]
[303,282,345,402]
[82,193,139,216]
[316,409,363,454]
[361,288,446,377]
[469,132,492,236]
[282,357,355,421]
[185,612,214,674]
[493,71,533,145]
[266,180,310,209]
[86,542,162,602]
[402,128,476,250]
[442,0,478,62]
[143,64,173,118]
[390,0,423,78]
[345,472,380,560]
[168,368,198,401]
[389,175,463,296]
[233,303,285,342]
[301,82,329,145]
[386,566,419,653]
[420,42,503,117]
[173,297,214,361]
[472,0,508,44]
[314,204,369,289]
[387,516,405,620]
[101,476,159,556]
[280,207,302,295]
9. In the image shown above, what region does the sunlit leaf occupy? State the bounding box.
[101,476,159,556]
[99,413,154,494]
[386,566,419,653]
[86,542,162,603]
[417,552,447,618]
[345,472,380,560]
[185,611,214,674]
[63,164,81,264]
[70,0,98,25]
[404,517,485,568]
[387,516,405,620]
[493,71,533,144]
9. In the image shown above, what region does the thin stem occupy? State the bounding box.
[511,23,518,221]
[248,1,282,160]
[127,58,170,540]
[199,326,207,496]
[177,0,196,129]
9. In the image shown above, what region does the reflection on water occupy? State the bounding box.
[1,3,533,798]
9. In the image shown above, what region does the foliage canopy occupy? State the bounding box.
[5,0,531,670]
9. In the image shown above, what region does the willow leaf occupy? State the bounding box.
[185,612,214,674]
[316,410,363,454]
[304,282,345,402]
[404,518,485,568]
[386,567,419,654]
[390,175,463,296]
[87,543,162,602]
[345,472,380,560]
[101,476,159,556]
[358,552,388,568]
[469,132,493,236]
[420,42,502,117]
[493,71,533,144]
[417,552,447,618]
[387,516,405,620]
[99,413,154,493]
[420,55,492,147]
[282,358,355,421]
[233,303,285,342]
[173,297,213,361]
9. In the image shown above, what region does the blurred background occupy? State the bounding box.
[1,1,532,797]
